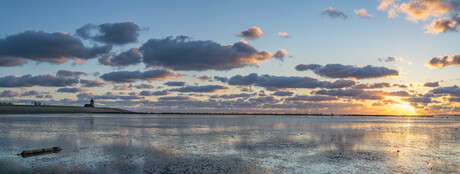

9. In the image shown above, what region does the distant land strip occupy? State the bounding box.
[0,105,133,114]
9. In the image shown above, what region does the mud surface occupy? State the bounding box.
[0,114,459,173]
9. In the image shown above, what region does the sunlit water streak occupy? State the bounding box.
[0,114,459,173]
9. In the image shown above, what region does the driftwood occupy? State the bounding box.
[20,147,62,157]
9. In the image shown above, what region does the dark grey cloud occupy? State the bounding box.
[21,90,48,97]
[449,97,460,102]
[135,83,154,89]
[139,89,170,96]
[238,26,263,39]
[210,93,255,99]
[314,89,384,100]
[36,94,52,98]
[170,85,231,93]
[164,81,186,86]
[214,76,229,83]
[0,90,20,98]
[227,73,355,90]
[57,70,89,77]
[286,95,338,102]
[426,54,460,68]
[295,64,399,79]
[57,87,88,93]
[140,36,286,71]
[431,85,460,96]
[99,47,141,67]
[158,96,193,101]
[0,74,78,87]
[100,69,183,83]
[113,84,132,90]
[77,92,144,100]
[426,14,460,34]
[0,31,111,66]
[80,79,106,87]
[196,75,212,81]
[423,81,440,87]
[322,7,347,19]
[352,82,392,89]
[76,22,140,45]
[272,91,294,96]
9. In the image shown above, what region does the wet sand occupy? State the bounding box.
[0,114,459,173]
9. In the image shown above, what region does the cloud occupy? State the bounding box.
[100,69,183,83]
[170,85,231,93]
[57,87,89,93]
[76,21,140,45]
[139,90,170,96]
[352,82,392,89]
[278,32,288,38]
[135,84,154,89]
[425,15,460,33]
[0,31,112,66]
[314,89,384,100]
[99,47,142,67]
[423,81,440,87]
[80,79,106,87]
[295,64,399,79]
[449,97,460,102]
[21,90,49,97]
[399,0,455,22]
[378,0,399,18]
[431,85,460,96]
[164,81,186,86]
[214,76,229,83]
[354,9,372,18]
[378,56,412,64]
[159,96,194,101]
[56,70,89,77]
[113,84,133,90]
[322,7,347,19]
[36,95,52,98]
[238,26,263,39]
[426,54,460,68]
[272,91,294,96]
[0,74,79,87]
[286,95,338,102]
[77,92,144,100]
[140,36,286,71]
[210,93,255,99]
[0,90,20,98]
[227,73,355,90]
[196,75,212,81]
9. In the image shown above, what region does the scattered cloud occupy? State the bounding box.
[238,27,263,39]
[352,82,392,89]
[196,75,212,81]
[423,81,440,87]
[80,79,106,87]
[278,32,288,38]
[99,47,142,67]
[164,81,186,86]
[426,54,460,68]
[378,56,412,64]
[76,21,140,45]
[227,73,355,90]
[57,87,89,93]
[140,89,170,96]
[56,70,89,77]
[135,83,154,89]
[0,74,78,87]
[286,95,338,102]
[140,36,286,71]
[354,9,372,18]
[100,69,183,83]
[113,84,133,90]
[170,85,231,93]
[0,31,111,66]
[425,15,460,34]
[322,7,347,19]
[0,90,20,98]
[295,63,399,79]
[272,91,294,96]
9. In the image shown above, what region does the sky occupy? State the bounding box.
[0,0,459,115]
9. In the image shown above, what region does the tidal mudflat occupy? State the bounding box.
[0,114,459,173]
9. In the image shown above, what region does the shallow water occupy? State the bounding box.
[0,114,459,173]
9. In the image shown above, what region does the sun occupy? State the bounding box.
[394,102,417,115]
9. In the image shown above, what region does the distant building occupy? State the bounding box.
[84,99,94,107]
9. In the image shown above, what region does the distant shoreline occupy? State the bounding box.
[0,105,133,114]
[0,106,458,116]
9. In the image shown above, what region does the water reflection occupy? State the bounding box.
[0,114,459,173]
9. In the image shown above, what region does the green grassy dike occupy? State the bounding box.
[0,105,133,114]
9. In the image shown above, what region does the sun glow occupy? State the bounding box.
[394,102,417,115]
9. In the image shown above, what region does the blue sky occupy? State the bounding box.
[0,0,459,114]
